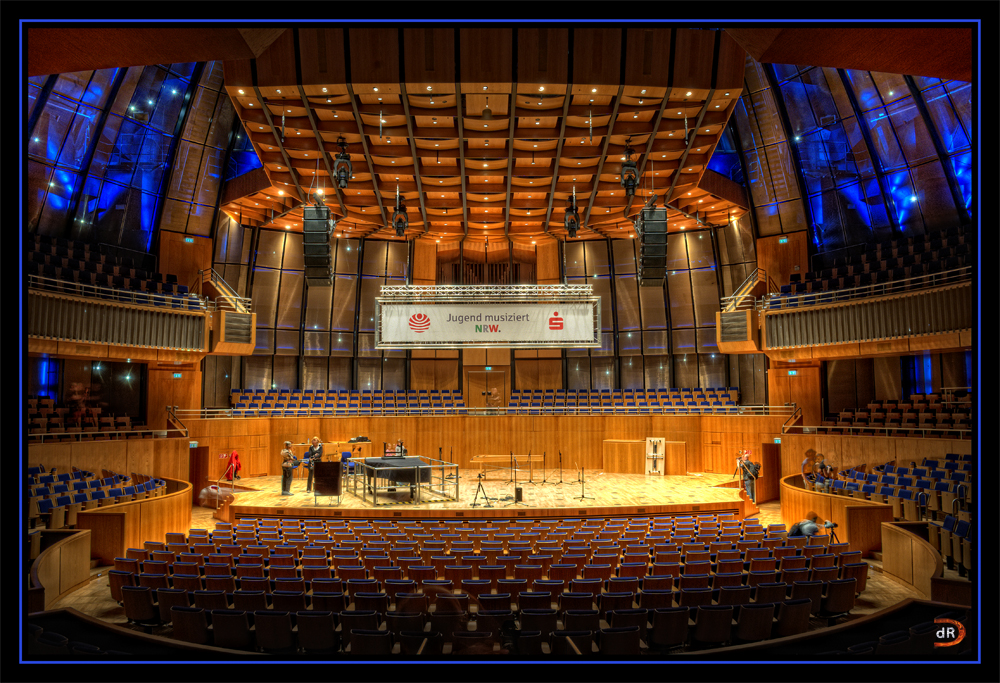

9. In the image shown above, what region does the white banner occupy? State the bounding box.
[376,301,600,348]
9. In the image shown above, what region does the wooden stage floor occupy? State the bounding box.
[219,469,749,521]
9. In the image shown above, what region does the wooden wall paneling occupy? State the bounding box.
[572,28,622,87]
[75,440,128,478]
[298,28,347,85]
[843,504,894,555]
[672,29,716,89]
[537,359,562,389]
[535,242,560,284]
[516,28,569,87]
[624,28,672,87]
[411,238,438,284]
[57,530,93,599]
[434,359,460,391]
[251,29,296,86]
[30,442,73,475]
[757,443,781,504]
[348,28,400,87]
[157,230,213,294]
[410,359,436,390]
[126,439,155,479]
[716,31,748,91]
[403,27,456,86]
[463,349,487,366]
[459,28,513,87]
[147,366,202,430]
[602,440,646,473]
[662,442,687,475]
[881,523,914,585]
[515,359,539,390]
[756,232,809,289]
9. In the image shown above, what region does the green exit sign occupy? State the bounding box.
[788,370,797,376]
[485,366,492,371]
[778,237,788,244]
[184,237,194,243]
[774,437,781,444]
[173,373,183,378]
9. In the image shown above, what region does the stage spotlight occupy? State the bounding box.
[392,187,408,237]
[333,137,352,189]
[564,187,580,238]
[620,137,638,198]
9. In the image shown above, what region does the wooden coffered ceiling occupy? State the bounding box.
[219,27,750,244]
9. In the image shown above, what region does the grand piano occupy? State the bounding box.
[363,456,432,502]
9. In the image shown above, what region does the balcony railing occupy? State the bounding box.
[28,274,212,310]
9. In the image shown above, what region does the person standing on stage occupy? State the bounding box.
[395,439,408,456]
[305,436,323,493]
[740,451,761,504]
[280,441,295,496]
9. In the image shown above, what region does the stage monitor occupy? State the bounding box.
[312,461,342,496]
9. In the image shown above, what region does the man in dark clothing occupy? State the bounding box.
[740,452,761,504]
[280,441,295,495]
[305,436,323,492]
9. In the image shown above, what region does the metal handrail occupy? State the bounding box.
[201,269,251,313]
[721,268,765,312]
[28,274,212,311]
[760,266,972,311]
[166,406,189,438]
[174,404,796,419]
[782,422,972,438]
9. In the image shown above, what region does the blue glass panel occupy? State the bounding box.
[886,170,922,233]
[923,85,970,154]
[836,182,875,247]
[841,117,875,178]
[734,97,761,151]
[809,191,845,252]
[845,70,882,112]
[943,81,971,140]
[38,169,81,229]
[619,330,641,354]
[149,75,188,133]
[82,68,120,108]
[57,103,101,170]
[69,176,105,239]
[772,63,801,84]
[132,128,170,191]
[861,177,893,235]
[887,96,937,166]
[167,62,196,80]
[781,79,817,137]
[800,67,840,127]
[864,107,906,172]
[31,94,76,162]
[798,129,835,196]
[949,152,972,209]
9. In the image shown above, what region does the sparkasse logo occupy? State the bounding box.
[548,311,564,330]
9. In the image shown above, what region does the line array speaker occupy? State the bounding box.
[303,205,333,285]
[637,207,667,286]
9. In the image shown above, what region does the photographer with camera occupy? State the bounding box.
[737,450,761,504]
[790,511,837,538]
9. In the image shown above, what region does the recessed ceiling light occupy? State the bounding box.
[238,89,245,95]
[686,91,692,96]
[539,86,545,92]
[640,89,646,94]
[248,103,253,106]
[334,114,338,117]
[725,92,730,96]
[591,88,597,93]
[279,190,284,195]
[322,87,327,92]
[483,86,488,90]
[373,87,379,92]
[427,86,433,91]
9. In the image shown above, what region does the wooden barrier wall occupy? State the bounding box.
[184,414,790,479]
[30,529,93,611]
[28,437,191,481]
[75,478,192,565]
[881,522,943,598]
[779,432,972,479]
[779,473,894,556]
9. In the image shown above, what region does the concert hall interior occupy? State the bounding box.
[21,18,982,666]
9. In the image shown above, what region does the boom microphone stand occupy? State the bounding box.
[526,450,539,485]
[540,451,549,484]
[507,451,515,483]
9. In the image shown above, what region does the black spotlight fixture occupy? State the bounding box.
[564,186,580,238]
[392,186,408,237]
[333,137,352,189]
[620,136,638,198]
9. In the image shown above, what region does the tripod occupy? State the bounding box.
[574,464,594,501]
[470,472,493,508]
[503,457,530,507]
[507,451,515,483]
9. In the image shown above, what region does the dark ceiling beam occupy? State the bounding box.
[298,86,350,220]
[454,31,470,237]
[725,27,972,83]
[252,85,307,205]
[581,84,625,234]
[398,83,430,235]
[540,85,575,236]
[345,84,389,232]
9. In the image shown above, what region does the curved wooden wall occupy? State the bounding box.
[27,437,191,481]
[779,432,972,479]
[184,414,790,480]
[28,529,93,612]
[881,521,943,598]
[779,473,893,556]
[76,478,192,565]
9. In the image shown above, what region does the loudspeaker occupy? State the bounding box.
[515,487,523,502]
[637,207,667,286]
[303,206,333,285]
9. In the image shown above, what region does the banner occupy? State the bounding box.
[376,301,600,348]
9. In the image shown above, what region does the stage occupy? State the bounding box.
[214,469,752,522]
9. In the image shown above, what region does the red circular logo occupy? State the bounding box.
[409,313,430,332]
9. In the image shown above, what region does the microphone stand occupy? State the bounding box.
[540,451,549,484]
[574,464,594,501]
[555,451,565,485]
[507,451,515,484]
[526,450,538,485]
